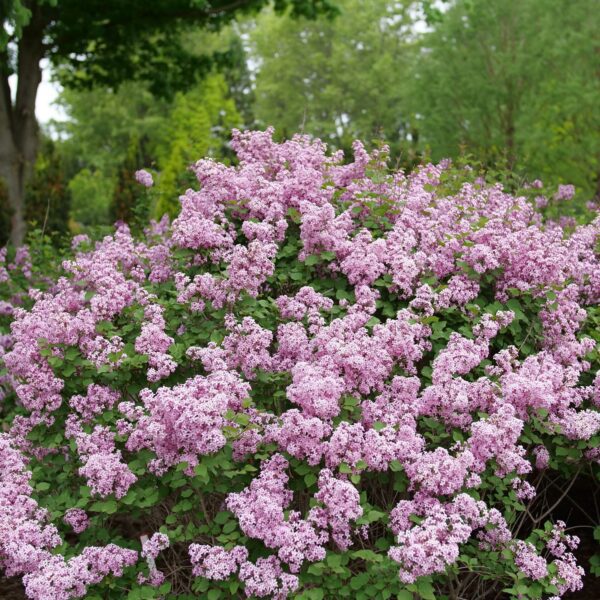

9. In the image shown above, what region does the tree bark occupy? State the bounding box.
[0,2,46,246]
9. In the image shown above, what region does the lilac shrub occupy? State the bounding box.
[0,129,599,599]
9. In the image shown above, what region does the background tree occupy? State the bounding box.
[57,82,168,178]
[154,74,241,218]
[222,33,256,128]
[0,177,10,246]
[410,0,600,196]
[249,0,418,161]
[57,71,241,225]
[0,0,337,245]
[56,81,168,230]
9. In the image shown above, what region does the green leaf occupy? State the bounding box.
[214,511,231,524]
[47,356,63,368]
[350,573,369,590]
[158,581,172,594]
[90,499,118,514]
[351,549,382,563]
[364,509,386,523]
[194,463,208,478]
[326,553,342,568]
[417,579,436,600]
[62,365,76,377]
[304,472,317,487]
[222,520,237,534]
[452,430,464,443]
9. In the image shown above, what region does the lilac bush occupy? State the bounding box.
[0,129,599,599]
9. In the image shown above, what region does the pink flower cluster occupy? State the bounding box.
[63,508,89,534]
[139,532,170,586]
[66,419,136,498]
[0,434,138,598]
[135,169,154,188]
[554,184,575,201]
[1,130,598,599]
[121,369,250,475]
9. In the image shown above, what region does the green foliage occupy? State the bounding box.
[2,0,338,94]
[24,138,71,241]
[110,136,152,228]
[56,82,168,176]
[56,72,241,227]
[250,0,418,161]
[68,169,113,228]
[154,74,241,218]
[410,0,600,198]
[55,81,167,232]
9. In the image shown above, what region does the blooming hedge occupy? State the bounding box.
[1,129,599,600]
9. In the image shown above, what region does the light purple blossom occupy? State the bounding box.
[135,169,154,187]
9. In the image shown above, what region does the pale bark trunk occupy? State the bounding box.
[0,2,45,246]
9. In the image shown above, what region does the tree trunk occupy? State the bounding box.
[0,2,45,246]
